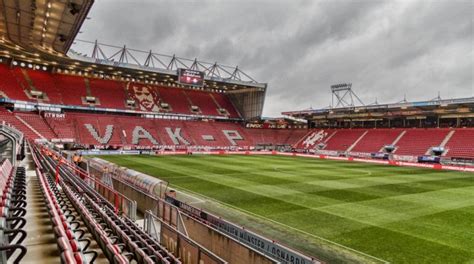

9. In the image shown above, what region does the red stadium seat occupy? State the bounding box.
[444,129,474,158]
[394,129,449,156]
[351,129,402,153]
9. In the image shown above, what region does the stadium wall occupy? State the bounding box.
[180,214,278,264]
[88,157,281,264]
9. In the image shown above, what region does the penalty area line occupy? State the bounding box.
[172,185,390,264]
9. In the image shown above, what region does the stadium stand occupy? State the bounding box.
[1,0,474,262]
[350,129,403,153]
[0,64,30,101]
[3,105,474,160]
[15,112,57,139]
[88,78,127,109]
[156,87,191,114]
[26,68,64,104]
[0,124,27,263]
[323,129,367,151]
[54,74,89,106]
[185,90,219,116]
[0,109,42,139]
[393,129,450,156]
[293,129,333,149]
[246,128,307,146]
[0,161,28,263]
[444,129,474,158]
[0,66,241,119]
[69,112,124,146]
[211,93,241,118]
[44,114,76,139]
[31,144,182,263]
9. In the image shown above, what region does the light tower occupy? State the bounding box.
[330,83,364,108]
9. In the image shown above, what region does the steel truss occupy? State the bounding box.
[70,39,259,84]
[331,83,364,108]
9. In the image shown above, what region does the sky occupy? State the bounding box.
[72,0,474,117]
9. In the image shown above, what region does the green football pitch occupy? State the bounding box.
[99,154,474,264]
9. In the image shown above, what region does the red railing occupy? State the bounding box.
[33,143,137,219]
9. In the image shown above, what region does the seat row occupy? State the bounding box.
[33,144,181,263]
[58,159,181,264]
[0,161,27,264]
[35,161,99,263]
[0,64,241,118]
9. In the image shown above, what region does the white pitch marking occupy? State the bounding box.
[352,169,373,176]
[175,188,206,204]
[174,186,390,264]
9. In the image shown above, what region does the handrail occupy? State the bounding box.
[34,143,137,220]
[143,210,227,264]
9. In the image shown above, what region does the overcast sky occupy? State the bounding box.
[73,0,473,117]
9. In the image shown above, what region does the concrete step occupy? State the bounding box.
[22,176,61,264]
[21,171,109,263]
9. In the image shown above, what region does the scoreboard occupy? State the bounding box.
[177,68,205,87]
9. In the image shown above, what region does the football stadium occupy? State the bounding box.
[0,0,472,264]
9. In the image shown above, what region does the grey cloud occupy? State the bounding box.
[74,0,474,116]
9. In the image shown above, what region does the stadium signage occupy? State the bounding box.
[166,196,319,264]
[246,123,264,128]
[246,123,289,129]
[177,68,205,87]
[43,112,65,119]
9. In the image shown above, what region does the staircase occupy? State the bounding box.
[15,115,45,139]
[439,130,456,156]
[293,129,314,148]
[21,147,60,263]
[347,130,368,152]
[388,130,406,153]
[20,69,37,91]
[209,93,223,109]
[183,90,194,106]
[320,130,338,150]
[209,93,228,116]
[440,130,455,147]
[324,130,337,143]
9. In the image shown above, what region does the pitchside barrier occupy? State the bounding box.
[88,157,167,197]
[154,196,283,264]
[153,198,281,264]
[88,158,322,264]
[276,152,474,173]
[143,210,228,264]
[68,162,138,221]
[81,149,474,173]
[166,196,321,264]
[87,158,284,264]
[145,192,278,264]
[153,150,474,173]
[37,146,138,220]
[82,151,473,264]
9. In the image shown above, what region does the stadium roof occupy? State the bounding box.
[0,1,267,119]
[0,0,93,55]
[68,39,266,89]
[0,0,266,93]
[282,97,474,120]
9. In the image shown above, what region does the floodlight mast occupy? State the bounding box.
[330,83,365,108]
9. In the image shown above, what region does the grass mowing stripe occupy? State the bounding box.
[163,180,391,264]
[125,156,472,244]
[170,155,473,202]
[99,155,474,264]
